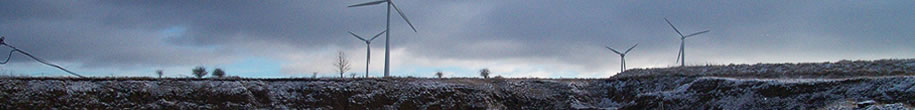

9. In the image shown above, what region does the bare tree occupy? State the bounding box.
[333,51,352,78]
[192,66,207,78]
[435,71,443,79]
[480,68,490,79]
[156,70,163,78]
[350,73,357,79]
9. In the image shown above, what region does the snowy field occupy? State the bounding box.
[0,59,913,109]
[617,59,915,78]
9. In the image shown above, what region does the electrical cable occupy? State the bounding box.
[0,37,86,78]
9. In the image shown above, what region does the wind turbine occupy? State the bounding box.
[606,43,638,72]
[664,18,709,67]
[347,30,386,78]
[348,0,417,77]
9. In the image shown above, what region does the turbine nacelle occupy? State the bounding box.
[348,30,387,44]
[606,43,638,73]
[605,43,638,56]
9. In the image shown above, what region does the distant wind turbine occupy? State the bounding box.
[606,43,638,72]
[348,0,418,77]
[347,30,386,78]
[665,18,709,67]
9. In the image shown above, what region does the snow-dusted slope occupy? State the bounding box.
[614,76,915,109]
[616,59,915,78]
[0,59,913,109]
[1,76,911,109]
[0,78,592,109]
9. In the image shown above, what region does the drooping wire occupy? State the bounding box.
[0,49,16,64]
[0,37,86,78]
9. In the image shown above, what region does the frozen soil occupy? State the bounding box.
[1,76,912,109]
[0,59,913,109]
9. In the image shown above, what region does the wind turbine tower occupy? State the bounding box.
[349,0,418,77]
[664,18,709,67]
[606,43,638,72]
[348,30,386,78]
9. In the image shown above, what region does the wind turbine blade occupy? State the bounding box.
[624,43,638,54]
[683,30,710,38]
[348,31,369,42]
[605,46,623,55]
[369,30,387,41]
[679,42,685,65]
[389,1,417,32]
[664,18,684,37]
[675,43,682,64]
[348,0,387,7]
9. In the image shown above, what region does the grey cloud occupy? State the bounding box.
[0,0,913,75]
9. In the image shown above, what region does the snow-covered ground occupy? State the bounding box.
[1,76,911,109]
[623,76,915,110]
[617,59,915,78]
[0,59,913,109]
[0,78,588,109]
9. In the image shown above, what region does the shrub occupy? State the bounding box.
[192,66,207,78]
[480,68,490,79]
[156,70,163,78]
[223,75,242,79]
[435,71,443,79]
[213,68,226,78]
[492,75,505,83]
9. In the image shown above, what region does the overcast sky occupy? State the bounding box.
[0,0,912,78]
